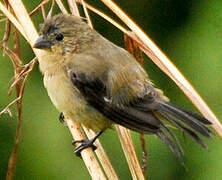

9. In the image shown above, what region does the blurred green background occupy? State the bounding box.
[1,0,222,179]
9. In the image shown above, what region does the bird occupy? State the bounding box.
[33,13,212,163]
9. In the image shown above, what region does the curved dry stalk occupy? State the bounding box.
[55,0,68,14]
[67,0,80,16]
[66,120,107,179]
[76,0,129,34]
[124,34,147,176]
[81,0,93,28]
[116,126,145,180]
[29,0,50,17]
[83,127,119,179]
[139,134,147,175]
[0,97,20,116]
[99,0,222,138]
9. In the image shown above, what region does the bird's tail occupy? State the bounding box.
[153,100,212,164]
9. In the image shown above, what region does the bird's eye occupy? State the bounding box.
[55,33,64,41]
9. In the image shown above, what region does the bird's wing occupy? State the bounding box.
[65,52,162,133]
[67,52,212,164]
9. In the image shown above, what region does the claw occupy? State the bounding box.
[71,131,103,157]
[59,112,67,126]
[73,139,97,157]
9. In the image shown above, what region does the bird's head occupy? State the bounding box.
[33,14,94,56]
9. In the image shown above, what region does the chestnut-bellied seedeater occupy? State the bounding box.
[33,14,212,163]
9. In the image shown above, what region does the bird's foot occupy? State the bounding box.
[59,112,67,126]
[72,139,97,157]
[72,131,103,157]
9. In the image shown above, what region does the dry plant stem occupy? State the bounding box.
[67,0,80,16]
[124,34,147,176]
[0,97,20,116]
[124,35,147,175]
[0,18,10,45]
[116,126,145,180]
[139,134,147,175]
[29,0,50,17]
[76,0,128,34]
[47,0,55,20]
[3,1,108,179]
[81,0,93,28]
[83,127,119,179]
[0,3,27,39]
[6,23,25,179]
[55,0,68,14]
[6,82,24,180]
[66,120,107,179]
[41,5,46,20]
[100,0,222,138]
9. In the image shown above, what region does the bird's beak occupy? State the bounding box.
[33,35,52,49]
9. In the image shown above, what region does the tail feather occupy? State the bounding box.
[156,131,185,165]
[159,111,208,150]
[157,101,212,138]
[159,121,184,156]
[164,102,211,125]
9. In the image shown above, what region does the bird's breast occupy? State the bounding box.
[43,69,112,131]
[43,69,86,115]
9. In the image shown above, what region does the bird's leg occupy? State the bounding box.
[72,131,103,157]
[59,112,67,126]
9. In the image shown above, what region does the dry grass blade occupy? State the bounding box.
[81,0,93,28]
[124,34,147,175]
[66,120,106,179]
[46,0,55,20]
[67,0,80,16]
[0,97,20,116]
[139,134,147,175]
[76,0,129,34]
[0,2,27,40]
[116,126,145,180]
[9,58,37,96]
[29,0,50,17]
[6,73,28,180]
[0,18,11,46]
[99,0,222,138]
[55,0,68,14]
[83,127,119,179]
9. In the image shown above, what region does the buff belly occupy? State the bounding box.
[43,70,113,132]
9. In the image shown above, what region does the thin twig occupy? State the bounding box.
[76,0,129,34]
[41,5,46,20]
[6,74,28,180]
[66,120,106,179]
[29,0,50,17]
[81,0,93,28]
[46,0,55,19]
[0,97,21,116]
[116,126,145,180]
[124,34,147,176]
[67,0,80,16]
[83,127,119,179]
[139,134,147,175]
[55,0,68,14]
